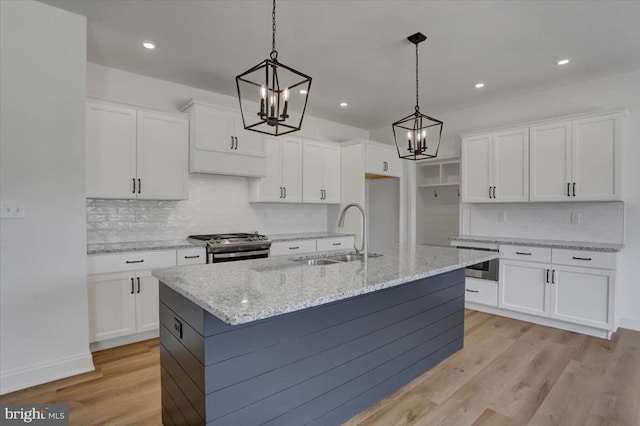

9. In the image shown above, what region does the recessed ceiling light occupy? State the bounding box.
[557,59,570,65]
[475,83,485,89]
[299,89,308,95]
[340,102,348,107]
[143,42,155,49]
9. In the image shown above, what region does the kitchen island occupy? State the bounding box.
[153,245,499,426]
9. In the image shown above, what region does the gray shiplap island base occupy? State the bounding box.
[153,245,499,425]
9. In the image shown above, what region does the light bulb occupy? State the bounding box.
[283,88,290,101]
[260,85,267,100]
[407,131,412,140]
[422,129,427,139]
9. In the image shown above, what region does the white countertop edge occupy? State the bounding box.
[450,235,623,252]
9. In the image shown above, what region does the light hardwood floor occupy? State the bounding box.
[2,310,639,425]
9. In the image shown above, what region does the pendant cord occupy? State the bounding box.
[415,42,420,112]
[270,0,278,61]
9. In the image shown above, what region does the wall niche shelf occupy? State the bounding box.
[416,156,460,188]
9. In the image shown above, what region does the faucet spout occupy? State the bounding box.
[337,203,368,261]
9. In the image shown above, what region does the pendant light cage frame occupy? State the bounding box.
[235,0,312,136]
[392,32,444,161]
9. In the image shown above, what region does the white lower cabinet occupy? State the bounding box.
[465,277,498,307]
[88,250,176,346]
[497,245,615,334]
[270,236,356,257]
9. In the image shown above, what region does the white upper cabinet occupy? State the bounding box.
[86,100,188,200]
[461,134,493,202]
[181,100,266,177]
[464,110,623,204]
[249,136,302,202]
[571,113,622,201]
[302,140,341,204]
[530,121,572,201]
[136,110,189,200]
[461,128,529,202]
[365,143,402,178]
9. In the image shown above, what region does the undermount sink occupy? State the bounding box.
[293,253,382,265]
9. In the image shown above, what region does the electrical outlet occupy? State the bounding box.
[571,212,581,224]
[0,201,25,219]
[498,211,507,223]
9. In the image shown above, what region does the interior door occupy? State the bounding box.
[461,134,493,202]
[88,271,137,342]
[134,271,160,333]
[85,101,137,199]
[529,121,572,201]
[136,111,189,200]
[281,137,303,202]
[492,128,529,202]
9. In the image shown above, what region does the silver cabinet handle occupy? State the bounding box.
[551,269,556,284]
[234,136,239,150]
[283,187,286,198]
[492,186,496,199]
[489,186,492,199]
[567,182,571,197]
[125,259,144,264]
[138,178,141,194]
[132,178,136,194]
[516,252,532,256]
[136,277,141,294]
[130,277,134,294]
[231,136,235,149]
[289,246,299,250]
[572,182,576,197]
[184,255,200,259]
[545,269,550,283]
[279,187,283,199]
[572,256,592,261]
[332,242,341,246]
[466,289,479,293]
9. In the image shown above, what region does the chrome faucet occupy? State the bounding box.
[337,203,367,261]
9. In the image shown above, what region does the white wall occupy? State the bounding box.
[371,69,640,330]
[0,1,94,394]
[416,186,460,247]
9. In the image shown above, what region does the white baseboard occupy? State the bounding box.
[89,329,159,352]
[0,352,95,395]
[620,317,640,332]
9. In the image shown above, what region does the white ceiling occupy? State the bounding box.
[44,0,640,131]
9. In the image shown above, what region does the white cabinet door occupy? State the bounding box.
[499,260,550,316]
[365,144,400,177]
[86,101,137,199]
[322,144,341,204]
[88,272,137,342]
[193,104,236,153]
[234,117,265,157]
[257,137,284,202]
[135,271,160,333]
[572,113,622,201]
[551,265,614,329]
[529,121,572,202]
[136,111,189,200]
[281,137,303,202]
[492,128,529,202]
[302,141,324,203]
[461,134,493,202]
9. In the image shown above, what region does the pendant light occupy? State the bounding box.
[392,33,443,161]
[235,0,312,136]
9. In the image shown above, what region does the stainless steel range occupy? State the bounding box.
[188,232,271,264]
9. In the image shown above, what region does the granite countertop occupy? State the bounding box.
[152,244,498,326]
[87,239,205,255]
[268,232,355,242]
[450,235,624,253]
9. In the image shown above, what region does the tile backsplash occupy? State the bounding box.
[87,174,327,243]
[468,201,624,243]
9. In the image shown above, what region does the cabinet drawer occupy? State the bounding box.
[177,247,206,266]
[88,250,176,274]
[270,240,317,256]
[316,236,354,252]
[500,245,551,263]
[465,277,498,307]
[552,249,616,270]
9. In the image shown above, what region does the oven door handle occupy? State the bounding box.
[213,249,270,259]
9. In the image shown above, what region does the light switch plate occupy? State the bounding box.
[1,201,25,219]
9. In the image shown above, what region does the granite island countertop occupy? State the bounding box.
[450,235,624,252]
[152,244,499,325]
